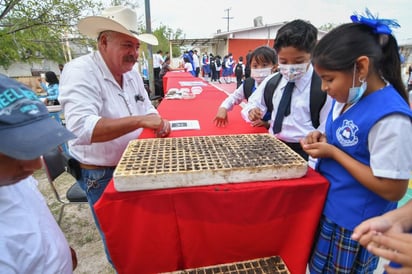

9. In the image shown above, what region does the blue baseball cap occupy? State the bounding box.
[0,74,75,160]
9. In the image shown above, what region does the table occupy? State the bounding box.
[162,71,195,92]
[94,76,329,274]
[46,105,68,153]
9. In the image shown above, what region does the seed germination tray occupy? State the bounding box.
[113,134,307,192]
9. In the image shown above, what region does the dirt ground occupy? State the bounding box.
[33,169,115,274]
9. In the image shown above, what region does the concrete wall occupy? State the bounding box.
[0,60,61,78]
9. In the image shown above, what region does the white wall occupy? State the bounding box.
[0,60,61,77]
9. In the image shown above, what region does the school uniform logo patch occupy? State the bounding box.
[336,119,359,146]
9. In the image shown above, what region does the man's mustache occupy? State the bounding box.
[124,55,137,62]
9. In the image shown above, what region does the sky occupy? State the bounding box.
[135,0,412,44]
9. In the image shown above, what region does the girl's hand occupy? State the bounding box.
[248,108,263,122]
[300,141,334,158]
[300,132,333,159]
[299,131,332,158]
[214,108,228,127]
[301,130,326,144]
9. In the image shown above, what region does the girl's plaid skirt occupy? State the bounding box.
[309,215,379,273]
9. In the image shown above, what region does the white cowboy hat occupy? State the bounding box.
[77,6,158,46]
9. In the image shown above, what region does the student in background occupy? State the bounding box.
[300,10,412,273]
[210,54,217,82]
[159,56,183,79]
[222,53,234,83]
[183,56,195,76]
[192,49,200,77]
[153,50,164,80]
[39,71,60,105]
[201,52,210,80]
[215,55,223,83]
[234,56,245,88]
[214,46,277,128]
[158,56,183,97]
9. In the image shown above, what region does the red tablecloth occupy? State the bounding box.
[94,76,329,274]
[162,71,196,92]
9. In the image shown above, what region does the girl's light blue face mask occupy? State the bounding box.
[347,63,367,104]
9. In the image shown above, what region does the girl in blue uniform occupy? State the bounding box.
[300,9,412,273]
[214,46,277,128]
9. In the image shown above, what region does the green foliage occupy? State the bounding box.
[0,0,102,68]
[318,23,337,32]
[0,0,185,69]
[152,25,184,58]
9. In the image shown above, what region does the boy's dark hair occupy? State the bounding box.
[274,19,318,54]
[312,23,407,103]
[249,46,277,66]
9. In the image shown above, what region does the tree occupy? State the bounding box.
[318,23,337,32]
[0,0,184,70]
[152,25,183,58]
[0,0,101,69]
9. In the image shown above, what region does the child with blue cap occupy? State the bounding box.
[0,74,77,273]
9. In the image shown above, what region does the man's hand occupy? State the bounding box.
[155,119,171,138]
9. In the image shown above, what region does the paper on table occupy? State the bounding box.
[170,120,200,131]
[178,81,207,86]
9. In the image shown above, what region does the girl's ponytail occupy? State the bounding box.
[380,35,408,103]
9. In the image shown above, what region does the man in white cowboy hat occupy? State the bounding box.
[58,5,171,267]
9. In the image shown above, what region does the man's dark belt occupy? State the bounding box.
[79,163,116,170]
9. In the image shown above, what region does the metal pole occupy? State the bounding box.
[223,8,233,32]
[144,0,154,96]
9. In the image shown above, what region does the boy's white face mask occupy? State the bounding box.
[251,67,272,84]
[278,63,309,82]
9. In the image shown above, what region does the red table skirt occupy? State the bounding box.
[95,169,328,274]
[162,71,196,92]
[95,75,329,274]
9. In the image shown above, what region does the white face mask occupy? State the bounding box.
[251,67,272,84]
[347,64,367,104]
[278,63,309,82]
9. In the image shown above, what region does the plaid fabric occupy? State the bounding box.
[309,216,379,273]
